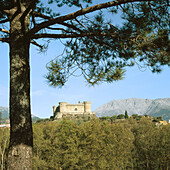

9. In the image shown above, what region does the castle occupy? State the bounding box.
[53,101,95,119]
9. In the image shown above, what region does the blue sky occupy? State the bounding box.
[1,41,170,118]
[0,2,170,118]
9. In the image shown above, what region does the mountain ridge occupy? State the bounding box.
[94,98,170,121]
[0,106,40,123]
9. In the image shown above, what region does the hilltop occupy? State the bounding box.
[94,98,170,121]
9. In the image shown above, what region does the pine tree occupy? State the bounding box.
[0,0,169,169]
[125,110,128,119]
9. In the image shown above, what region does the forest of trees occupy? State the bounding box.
[0,117,169,169]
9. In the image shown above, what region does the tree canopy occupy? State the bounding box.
[0,0,169,87]
[1,119,170,169]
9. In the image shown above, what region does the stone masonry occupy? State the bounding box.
[53,101,95,119]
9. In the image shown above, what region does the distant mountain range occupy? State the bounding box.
[0,106,8,121]
[2,98,170,122]
[94,98,170,121]
[0,106,40,123]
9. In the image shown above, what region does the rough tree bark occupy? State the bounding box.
[7,4,33,170]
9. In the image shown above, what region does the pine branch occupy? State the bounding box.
[27,0,153,37]
[32,32,118,39]
[47,27,64,30]
[32,14,36,26]
[0,28,10,34]
[0,38,9,43]
[0,28,42,47]
[0,19,10,24]
[31,12,82,32]
[59,22,83,33]
[75,18,86,28]
[31,11,52,20]
[30,40,43,48]
[47,27,75,34]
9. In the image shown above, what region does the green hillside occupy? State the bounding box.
[149,109,170,121]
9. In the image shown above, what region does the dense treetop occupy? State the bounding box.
[0,118,170,169]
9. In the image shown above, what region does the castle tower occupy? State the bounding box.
[84,101,91,113]
[53,106,57,116]
[59,102,68,112]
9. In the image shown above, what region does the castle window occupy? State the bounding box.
[75,108,78,111]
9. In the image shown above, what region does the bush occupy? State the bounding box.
[117,114,125,119]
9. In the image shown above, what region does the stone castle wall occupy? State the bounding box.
[53,101,95,119]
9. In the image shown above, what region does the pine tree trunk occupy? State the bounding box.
[7,6,33,170]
